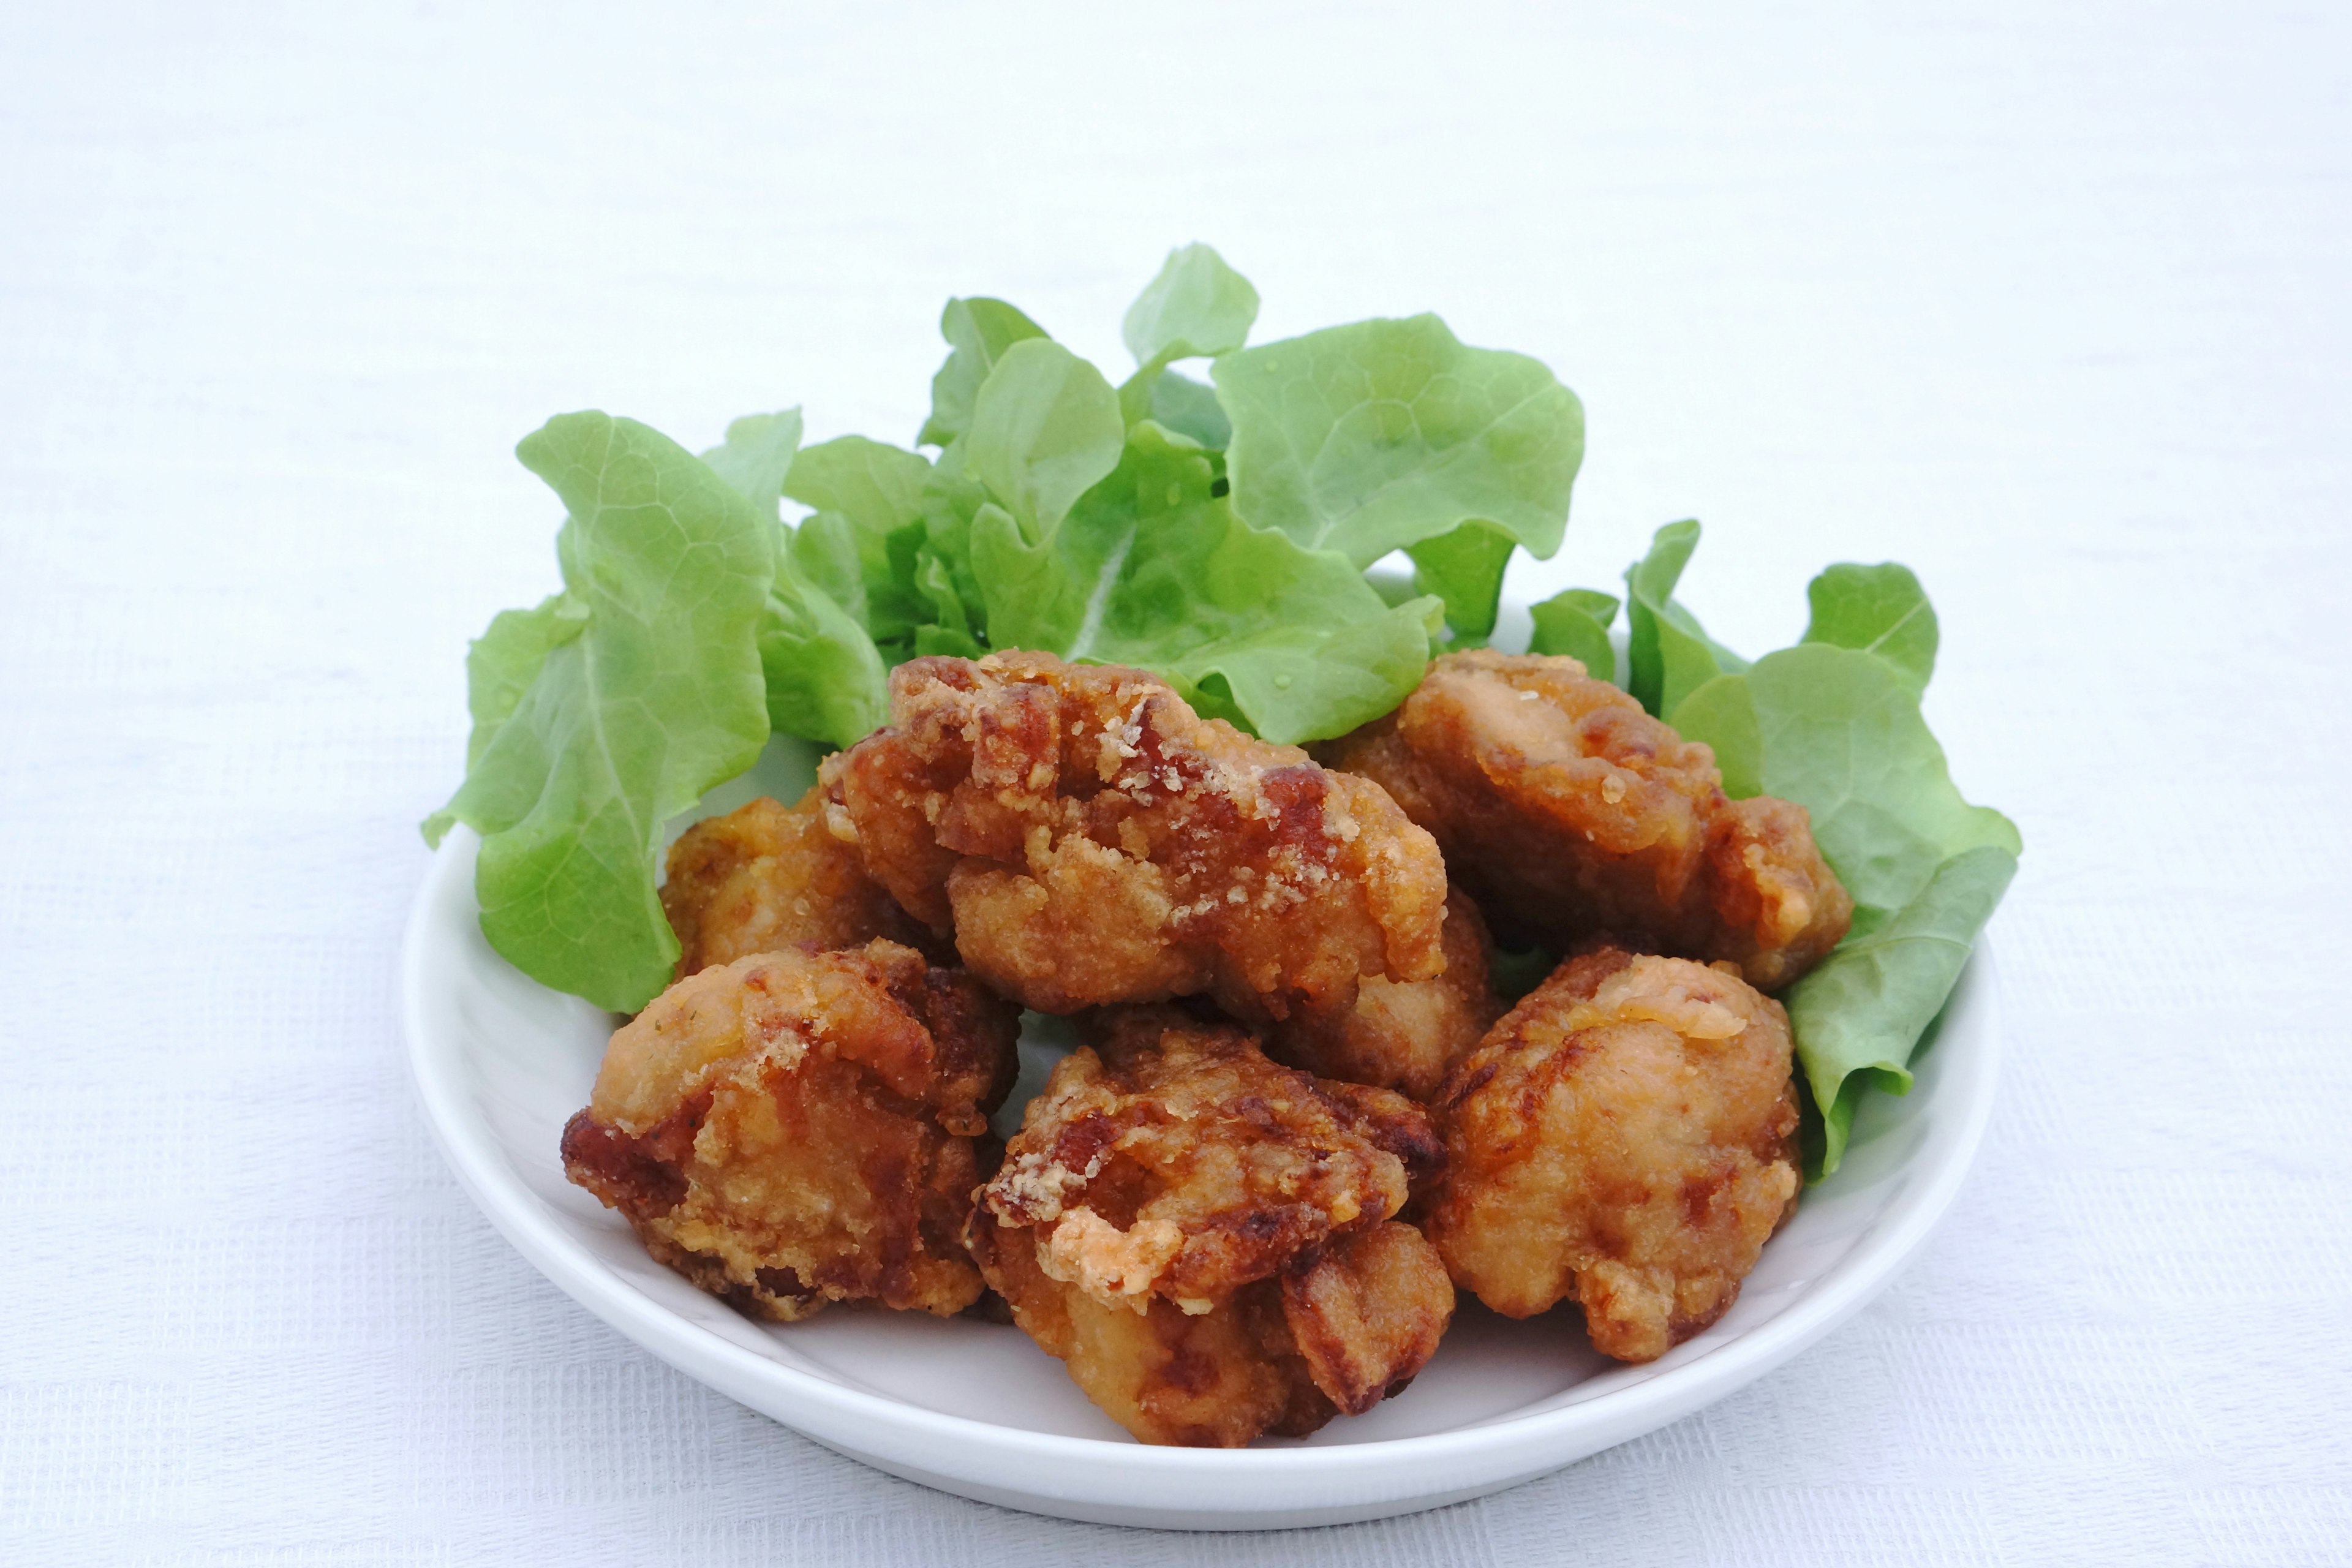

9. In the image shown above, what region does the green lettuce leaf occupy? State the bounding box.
[1802,562,1939,692]
[1676,644,2019,918]
[1406,521,1518,643]
[788,512,899,651]
[910,454,995,651]
[1146,369,1232,450]
[1527,586,1619,684]
[700,428,896,741]
[781,436,934,652]
[1121,243,1259,368]
[1213,314,1584,568]
[971,422,1441,744]
[423,412,775,1011]
[1672,642,2021,1173]
[911,546,987,658]
[457,592,588,769]
[698,409,804,519]
[1787,844,2018,1172]
[1624,519,1749,717]
[918,297,1049,449]
[965,339,1126,538]
[761,526,889,749]
[782,434,931,532]
[1116,243,1257,425]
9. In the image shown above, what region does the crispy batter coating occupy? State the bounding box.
[821,652,1450,1023]
[560,941,1020,1322]
[1425,947,1801,1363]
[1261,887,1504,1101]
[660,788,935,978]
[969,1011,1453,1445]
[1320,650,1853,990]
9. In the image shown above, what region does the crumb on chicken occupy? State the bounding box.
[968,1010,1454,1445]
[561,941,1019,1322]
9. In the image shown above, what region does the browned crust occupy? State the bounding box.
[560,943,1020,1322]
[1320,651,1852,990]
[1261,886,1504,1099]
[967,1012,1454,1445]
[1425,947,1801,1363]
[660,788,938,978]
[822,652,1449,1023]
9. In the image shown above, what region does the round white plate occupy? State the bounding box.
[404,733,2002,1531]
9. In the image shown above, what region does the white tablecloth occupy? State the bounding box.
[6,2,2346,1562]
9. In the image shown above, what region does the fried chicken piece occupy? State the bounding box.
[1320,650,1852,990]
[822,651,1450,1024]
[560,941,1020,1322]
[1261,886,1504,1101]
[1424,947,1801,1363]
[660,788,935,978]
[968,1011,1453,1446]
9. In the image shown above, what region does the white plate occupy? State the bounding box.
[404,731,2002,1531]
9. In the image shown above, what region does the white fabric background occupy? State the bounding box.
[5,2,2347,1562]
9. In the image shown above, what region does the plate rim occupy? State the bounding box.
[405,820,2002,1517]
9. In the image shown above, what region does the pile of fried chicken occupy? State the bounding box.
[561,648,1852,1447]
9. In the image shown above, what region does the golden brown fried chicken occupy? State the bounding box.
[1261,887,1503,1101]
[660,788,935,977]
[1425,947,1801,1363]
[560,941,1020,1322]
[1320,650,1852,990]
[968,1011,1454,1446]
[821,652,1450,1024]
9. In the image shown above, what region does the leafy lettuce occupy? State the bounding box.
[1803,561,1938,692]
[698,409,804,518]
[1120,243,1260,399]
[971,421,1442,744]
[963,339,1126,538]
[428,244,2010,1107]
[1407,521,1521,643]
[1624,519,1749,716]
[1213,314,1585,637]
[1528,586,1621,684]
[1212,315,1584,565]
[758,545,888,750]
[782,435,936,660]
[453,592,588,771]
[916,297,1047,450]
[423,413,785,1010]
[1665,546,2018,1175]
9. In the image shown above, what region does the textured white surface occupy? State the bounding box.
[2,2,2346,1562]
